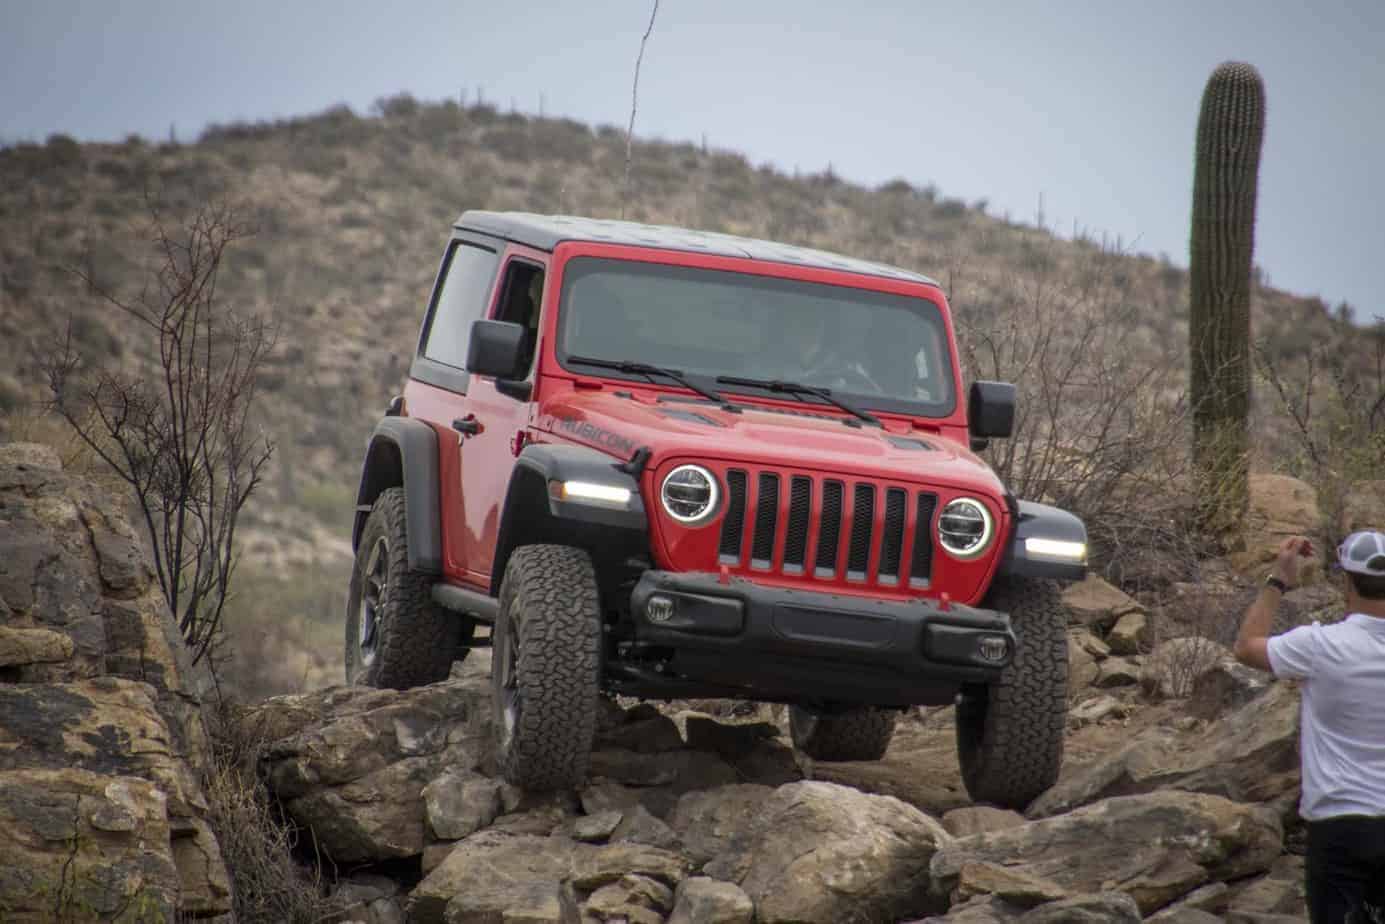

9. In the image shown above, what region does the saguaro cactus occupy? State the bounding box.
[1189,61,1265,540]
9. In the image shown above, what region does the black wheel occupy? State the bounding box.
[956,576,1068,809]
[492,544,602,790]
[789,705,897,761]
[345,487,466,689]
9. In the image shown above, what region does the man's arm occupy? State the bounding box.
[1233,583,1282,671]
[1233,535,1313,672]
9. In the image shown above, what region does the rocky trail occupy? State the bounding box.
[0,442,1335,922]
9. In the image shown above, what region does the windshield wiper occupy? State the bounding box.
[716,375,881,427]
[568,356,736,410]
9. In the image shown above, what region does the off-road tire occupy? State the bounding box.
[492,544,602,790]
[345,487,465,689]
[789,705,897,761]
[955,575,1068,809]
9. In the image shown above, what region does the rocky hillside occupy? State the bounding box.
[239,579,1319,924]
[5,439,1377,922]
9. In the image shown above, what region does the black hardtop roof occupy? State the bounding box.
[455,210,939,286]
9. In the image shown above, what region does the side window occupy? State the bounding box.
[493,260,546,377]
[420,242,500,369]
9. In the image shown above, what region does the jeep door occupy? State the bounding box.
[454,246,549,584]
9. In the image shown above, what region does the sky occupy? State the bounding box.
[3,0,1382,322]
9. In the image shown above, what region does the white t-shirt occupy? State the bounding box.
[1267,613,1385,821]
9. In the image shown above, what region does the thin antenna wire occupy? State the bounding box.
[622,0,660,220]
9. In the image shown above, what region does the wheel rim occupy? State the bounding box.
[358,536,388,667]
[495,611,521,751]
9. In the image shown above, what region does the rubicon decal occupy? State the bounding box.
[552,414,635,456]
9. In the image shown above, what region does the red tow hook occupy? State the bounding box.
[938,592,951,612]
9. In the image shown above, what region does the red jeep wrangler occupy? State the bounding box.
[347,212,1087,808]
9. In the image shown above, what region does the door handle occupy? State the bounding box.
[452,415,482,437]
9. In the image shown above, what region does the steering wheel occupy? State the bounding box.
[810,359,884,395]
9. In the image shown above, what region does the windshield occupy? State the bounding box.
[556,257,955,416]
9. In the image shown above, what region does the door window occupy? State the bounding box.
[492,260,546,377]
[420,242,500,370]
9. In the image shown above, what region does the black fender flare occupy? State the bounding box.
[996,499,1088,583]
[353,417,443,574]
[490,442,647,595]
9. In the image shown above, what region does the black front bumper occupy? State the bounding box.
[615,571,1014,707]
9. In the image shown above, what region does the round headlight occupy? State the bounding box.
[661,465,719,524]
[938,497,994,559]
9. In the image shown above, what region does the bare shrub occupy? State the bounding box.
[1142,592,1238,701]
[43,195,275,666]
[1255,323,1385,548]
[202,700,342,923]
[950,232,1204,594]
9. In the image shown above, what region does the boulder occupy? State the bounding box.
[595,711,687,754]
[1061,575,1143,631]
[580,779,680,822]
[334,874,406,924]
[683,715,779,758]
[587,747,740,791]
[953,861,1067,908]
[1141,637,1235,699]
[1093,656,1141,688]
[254,677,495,862]
[667,877,755,924]
[1068,694,1129,727]
[0,625,74,666]
[1145,882,1231,920]
[1231,474,1322,580]
[933,791,1281,915]
[666,783,771,867]
[582,873,674,923]
[569,842,691,890]
[571,809,624,842]
[422,771,502,840]
[1070,628,1111,660]
[1027,730,1178,818]
[1226,854,1306,918]
[1189,658,1274,719]
[940,806,1026,838]
[672,781,952,923]
[0,446,229,919]
[798,720,971,818]
[907,895,1024,922]
[611,803,681,850]
[1016,892,1141,922]
[408,831,586,924]
[1147,909,1226,924]
[1106,611,1150,655]
[1340,479,1385,534]
[1028,682,1300,818]
[1066,632,1101,691]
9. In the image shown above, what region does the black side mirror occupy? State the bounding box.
[968,381,1016,439]
[466,319,528,381]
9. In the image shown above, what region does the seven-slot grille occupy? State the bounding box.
[718,469,937,587]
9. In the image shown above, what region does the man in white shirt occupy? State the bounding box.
[1234,530,1385,923]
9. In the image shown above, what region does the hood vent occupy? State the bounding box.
[660,408,725,427]
[885,436,934,451]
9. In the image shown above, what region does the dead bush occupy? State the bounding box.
[1255,323,1385,549]
[43,195,276,666]
[950,232,1205,595]
[201,699,344,923]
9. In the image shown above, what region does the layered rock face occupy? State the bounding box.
[0,443,230,920]
[248,645,1310,923]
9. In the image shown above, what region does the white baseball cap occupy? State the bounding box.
[1338,530,1385,577]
